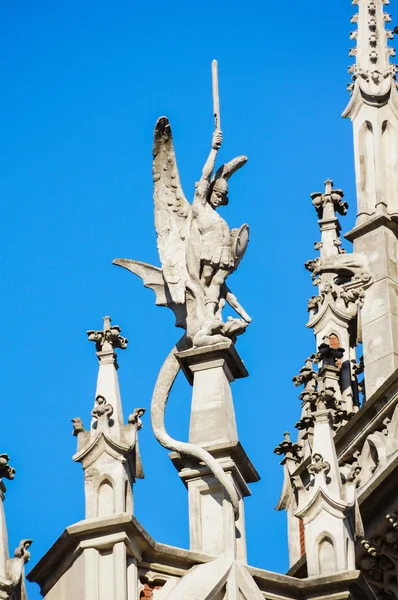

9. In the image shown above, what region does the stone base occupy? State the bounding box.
[169,441,260,490]
[169,445,259,561]
[175,341,248,386]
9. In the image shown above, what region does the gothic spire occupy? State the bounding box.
[73,316,145,519]
[86,315,128,435]
[348,0,396,99]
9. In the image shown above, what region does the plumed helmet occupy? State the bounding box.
[209,154,247,201]
[212,178,229,194]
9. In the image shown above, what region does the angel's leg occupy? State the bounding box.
[204,268,230,322]
[201,264,214,286]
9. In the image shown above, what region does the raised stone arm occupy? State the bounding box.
[195,130,223,205]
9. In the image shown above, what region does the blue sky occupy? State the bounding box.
[0,2,361,598]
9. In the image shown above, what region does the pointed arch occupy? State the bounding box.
[97,476,115,517]
[317,534,337,575]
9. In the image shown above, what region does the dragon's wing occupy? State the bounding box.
[153,117,191,305]
[112,259,187,329]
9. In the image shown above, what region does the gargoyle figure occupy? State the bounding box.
[113,107,251,519]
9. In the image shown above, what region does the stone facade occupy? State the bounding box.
[0,2,395,599]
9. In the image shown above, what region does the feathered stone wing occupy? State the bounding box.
[153,117,191,305]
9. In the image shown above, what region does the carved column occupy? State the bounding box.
[170,342,259,560]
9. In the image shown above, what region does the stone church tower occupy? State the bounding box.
[0,1,397,599]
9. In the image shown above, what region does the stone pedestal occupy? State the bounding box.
[172,342,259,560]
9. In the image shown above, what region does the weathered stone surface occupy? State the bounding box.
[73,316,144,520]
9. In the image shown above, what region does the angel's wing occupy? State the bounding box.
[153,117,191,305]
[212,155,247,183]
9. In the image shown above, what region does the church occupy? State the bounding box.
[0,1,397,598]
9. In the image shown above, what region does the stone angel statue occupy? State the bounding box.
[113,114,250,520]
[114,117,250,348]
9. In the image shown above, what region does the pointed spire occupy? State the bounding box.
[348,0,396,98]
[310,179,347,260]
[343,4,398,398]
[73,316,145,519]
[295,398,360,576]
[87,315,128,435]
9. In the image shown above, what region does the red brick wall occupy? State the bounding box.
[140,582,162,599]
[299,518,305,556]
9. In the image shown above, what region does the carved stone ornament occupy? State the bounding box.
[128,407,146,429]
[71,417,85,436]
[113,119,250,350]
[87,315,128,353]
[0,454,15,480]
[308,453,331,477]
[347,0,397,99]
[112,71,252,521]
[13,539,32,563]
[6,539,33,587]
[91,395,114,424]
[306,181,371,328]
[274,432,301,460]
[311,180,348,218]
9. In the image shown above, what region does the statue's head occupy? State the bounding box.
[209,178,229,208]
[209,155,247,209]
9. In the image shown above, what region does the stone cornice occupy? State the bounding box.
[27,514,212,596]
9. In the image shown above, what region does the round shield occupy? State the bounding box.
[232,224,250,268]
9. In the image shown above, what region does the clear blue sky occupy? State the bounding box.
[0,2,360,598]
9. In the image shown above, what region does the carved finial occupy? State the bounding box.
[348,0,396,98]
[128,408,146,429]
[87,316,128,353]
[308,180,348,264]
[274,432,302,460]
[324,178,333,195]
[0,454,15,480]
[87,316,128,368]
[311,181,347,220]
[71,417,85,436]
[13,539,32,563]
